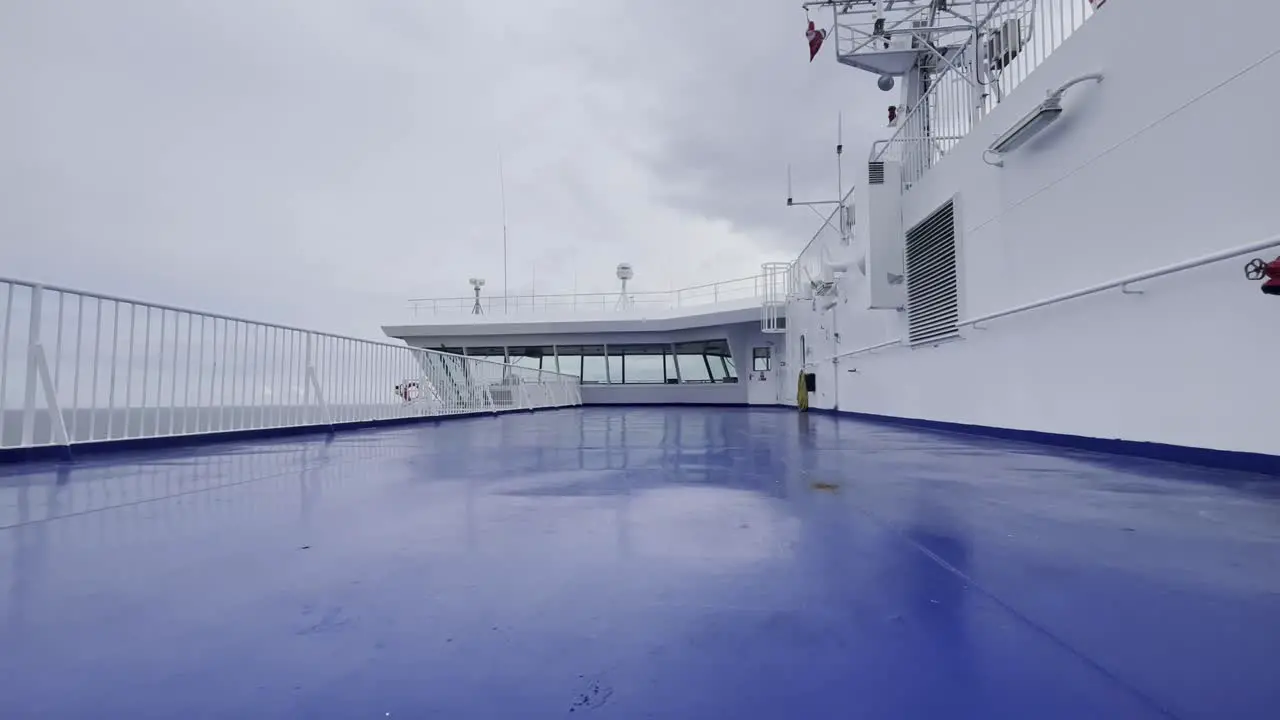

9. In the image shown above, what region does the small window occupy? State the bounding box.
[752,347,771,371]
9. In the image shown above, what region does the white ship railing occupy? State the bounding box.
[408,274,764,317]
[871,0,1098,188]
[0,277,583,453]
[831,233,1280,360]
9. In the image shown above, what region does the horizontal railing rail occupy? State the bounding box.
[0,277,583,453]
[831,233,1280,360]
[407,274,765,317]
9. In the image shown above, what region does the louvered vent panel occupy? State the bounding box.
[905,200,959,345]
[868,162,885,185]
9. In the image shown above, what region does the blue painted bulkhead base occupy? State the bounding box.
[2,407,1278,718]
[810,407,1280,477]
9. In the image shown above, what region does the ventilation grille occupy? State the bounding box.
[868,161,885,185]
[905,200,959,345]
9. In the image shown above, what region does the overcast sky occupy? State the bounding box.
[2,0,888,338]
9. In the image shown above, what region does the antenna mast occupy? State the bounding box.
[614,263,634,310]
[786,113,852,245]
[498,150,509,313]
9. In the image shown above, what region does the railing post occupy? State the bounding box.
[20,286,43,446]
[519,374,532,410]
[306,364,332,428]
[417,355,435,416]
[482,372,496,412]
[303,333,332,428]
[34,344,69,448]
[19,286,70,450]
[303,333,313,408]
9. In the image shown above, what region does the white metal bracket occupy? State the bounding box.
[25,343,70,448]
[306,365,333,428]
[20,287,70,450]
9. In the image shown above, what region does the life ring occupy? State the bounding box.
[395,381,421,403]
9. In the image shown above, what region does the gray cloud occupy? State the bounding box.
[1,0,886,339]
[559,1,890,235]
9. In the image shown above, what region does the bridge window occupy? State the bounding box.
[579,346,607,384]
[674,342,711,383]
[612,344,667,384]
[664,353,680,384]
[555,346,584,378]
[704,340,736,383]
[537,342,739,384]
[707,357,731,383]
[673,340,735,384]
[606,347,623,384]
[464,346,506,365]
[507,346,552,371]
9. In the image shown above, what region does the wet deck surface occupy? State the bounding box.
[2,407,1278,719]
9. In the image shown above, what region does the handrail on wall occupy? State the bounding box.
[832,338,900,361]
[959,234,1280,328]
[829,232,1280,361]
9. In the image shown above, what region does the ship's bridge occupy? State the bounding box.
[383,272,792,407]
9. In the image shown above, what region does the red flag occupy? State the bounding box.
[806,20,826,62]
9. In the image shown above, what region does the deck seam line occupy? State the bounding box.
[857,504,1184,720]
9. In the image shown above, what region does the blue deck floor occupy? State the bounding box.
[1,407,1278,719]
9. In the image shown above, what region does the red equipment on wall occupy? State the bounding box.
[1244,256,1280,296]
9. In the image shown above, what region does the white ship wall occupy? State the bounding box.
[788,0,1280,456]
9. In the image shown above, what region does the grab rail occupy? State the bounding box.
[959,233,1280,328]
[829,232,1280,360]
[832,338,901,361]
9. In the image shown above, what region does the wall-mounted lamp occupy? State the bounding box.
[984,73,1104,167]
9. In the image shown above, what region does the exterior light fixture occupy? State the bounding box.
[985,73,1103,167]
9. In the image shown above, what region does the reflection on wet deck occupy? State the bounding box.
[2,407,1278,718]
